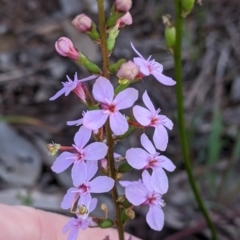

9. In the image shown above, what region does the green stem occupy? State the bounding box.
[173,1,217,240]
[97,1,124,239]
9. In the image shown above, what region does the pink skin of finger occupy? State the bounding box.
[0,204,141,240]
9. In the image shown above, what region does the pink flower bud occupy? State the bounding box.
[117,61,139,80]
[115,0,132,12]
[101,158,108,171]
[55,37,79,60]
[72,14,92,32]
[116,12,132,29]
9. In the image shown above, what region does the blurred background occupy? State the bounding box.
[0,0,240,239]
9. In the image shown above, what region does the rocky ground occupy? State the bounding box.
[1,0,240,239]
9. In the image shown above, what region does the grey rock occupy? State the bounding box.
[0,123,42,187]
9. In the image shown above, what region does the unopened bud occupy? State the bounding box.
[116,173,123,180]
[116,12,133,29]
[100,158,108,171]
[55,37,79,60]
[116,195,125,203]
[101,203,108,218]
[164,26,176,49]
[72,14,92,32]
[125,208,135,219]
[115,0,132,12]
[117,60,139,80]
[46,143,60,156]
[181,0,195,18]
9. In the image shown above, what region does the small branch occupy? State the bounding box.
[173,1,217,240]
[97,1,124,239]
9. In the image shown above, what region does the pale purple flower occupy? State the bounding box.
[131,43,176,86]
[51,126,108,186]
[83,76,138,135]
[62,197,97,240]
[49,72,96,101]
[120,170,165,231]
[67,112,99,134]
[61,160,114,209]
[126,133,175,194]
[133,91,173,151]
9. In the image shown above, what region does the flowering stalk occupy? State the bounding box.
[173,1,217,239]
[97,0,124,239]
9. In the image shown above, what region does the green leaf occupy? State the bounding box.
[118,162,132,173]
[99,219,114,228]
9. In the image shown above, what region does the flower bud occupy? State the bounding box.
[101,203,108,218]
[116,173,123,180]
[125,208,135,219]
[115,0,132,12]
[46,143,60,156]
[164,26,176,49]
[55,37,79,60]
[72,14,92,32]
[117,61,139,80]
[116,12,133,29]
[100,158,108,171]
[181,0,195,18]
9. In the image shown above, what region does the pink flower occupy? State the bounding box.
[72,14,92,32]
[115,0,132,12]
[116,12,133,29]
[126,133,175,194]
[49,72,96,101]
[116,60,139,80]
[131,43,176,86]
[83,77,138,135]
[55,37,79,60]
[61,161,114,210]
[133,91,173,151]
[62,197,97,240]
[51,126,108,186]
[120,170,165,231]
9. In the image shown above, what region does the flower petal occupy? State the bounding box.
[89,198,98,213]
[92,76,114,103]
[74,126,91,149]
[78,193,91,219]
[125,182,148,206]
[78,75,97,83]
[152,72,176,86]
[114,88,138,110]
[126,148,149,169]
[71,161,87,186]
[158,155,176,172]
[62,218,76,233]
[131,42,145,59]
[142,91,155,112]
[84,142,108,161]
[142,170,154,191]
[49,87,67,101]
[85,160,98,181]
[67,118,83,126]
[162,116,173,130]
[140,133,156,155]
[61,187,78,209]
[153,125,168,151]
[151,168,168,194]
[133,106,152,126]
[51,152,75,173]
[89,176,114,193]
[133,57,149,76]
[110,111,128,135]
[146,205,164,231]
[83,110,108,130]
